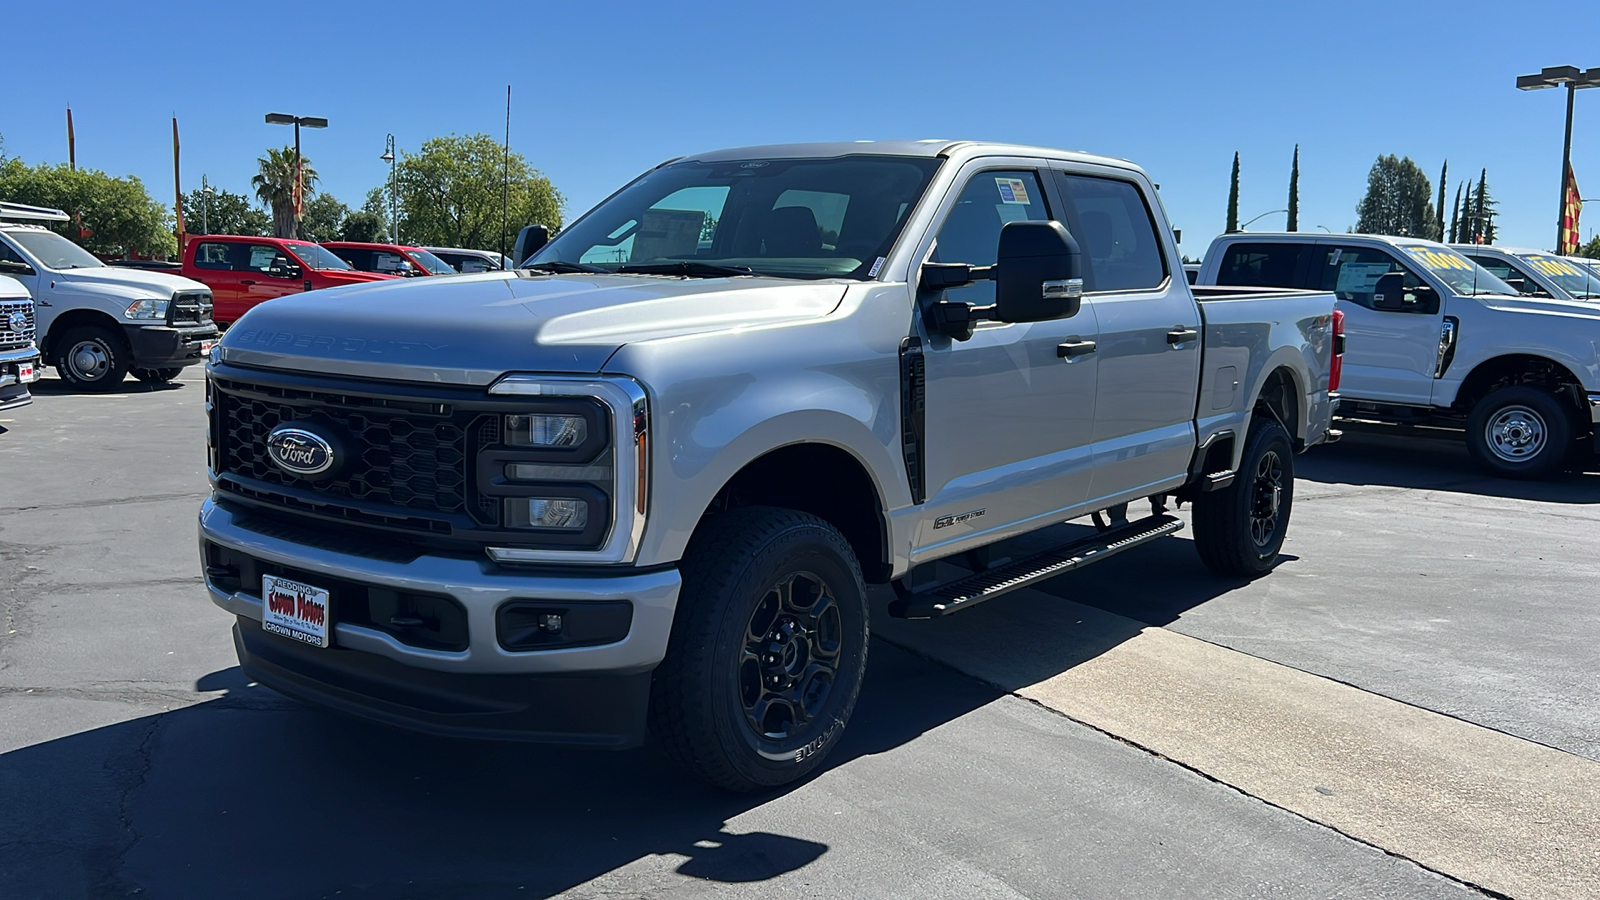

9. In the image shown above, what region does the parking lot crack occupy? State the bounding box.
[93,714,162,898]
[0,491,208,517]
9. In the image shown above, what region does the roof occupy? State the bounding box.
[322,241,424,251]
[189,234,316,244]
[1215,232,1453,248]
[676,140,1142,173]
[1452,245,1553,257]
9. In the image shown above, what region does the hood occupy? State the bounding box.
[53,266,209,297]
[1476,294,1600,319]
[218,271,847,385]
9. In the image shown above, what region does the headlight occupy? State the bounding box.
[506,414,588,448]
[124,299,170,319]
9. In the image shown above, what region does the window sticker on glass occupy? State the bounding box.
[995,177,1031,205]
[867,257,885,277]
[1335,262,1391,294]
[1521,254,1584,278]
[1400,246,1474,273]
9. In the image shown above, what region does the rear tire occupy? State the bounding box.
[54,326,130,392]
[132,367,183,384]
[1464,386,1573,480]
[1192,417,1294,577]
[649,507,868,792]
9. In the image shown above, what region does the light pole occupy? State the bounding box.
[1237,209,1289,231]
[264,113,328,238]
[381,135,398,244]
[1516,65,1600,251]
[200,175,214,235]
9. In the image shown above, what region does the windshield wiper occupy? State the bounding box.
[520,260,611,274]
[615,261,755,278]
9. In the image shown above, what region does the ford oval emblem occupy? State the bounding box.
[266,426,336,477]
[5,312,25,333]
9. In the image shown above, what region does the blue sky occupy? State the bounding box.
[6,0,1600,255]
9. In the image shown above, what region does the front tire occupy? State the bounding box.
[54,326,130,392]
[1192,417,1294,577]
[1465,386,1574,480]
[649,507,868,792]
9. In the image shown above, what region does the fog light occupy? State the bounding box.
[506,414,587,448]
[540,613,563,633]
[505,497,589,529]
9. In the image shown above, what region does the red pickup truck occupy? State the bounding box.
[182,235,397,325]
[322,241,458,277]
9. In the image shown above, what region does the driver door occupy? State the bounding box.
[912,165,1101,560]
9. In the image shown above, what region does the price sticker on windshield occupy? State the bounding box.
[1522,255,1584,278]
[1401,246,1474,273]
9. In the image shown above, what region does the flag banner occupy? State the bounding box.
[173,117,186,245]
[66,108,76,171]
[1560,164,1582,256]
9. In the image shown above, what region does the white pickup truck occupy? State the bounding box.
[1200,232,1600,478]
[200,141,1341,790]
[1453,245,1600,302]
[0,274,40,411]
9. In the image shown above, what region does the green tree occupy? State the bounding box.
[1458,170,1497,244]
[394,134,563,250]
[300,192,349,242]
[1433,161,1448,241]
[1354,154,1434,237]
[361,187,394,240]
[1449,182,1463,244]
[1577,235,1600,259]
[0,157,175,257]
[180,186,269,237]
[1226,152,1240,232]
[252,147,319,239]
[339,210,387,242]
[1286,145,1299,232]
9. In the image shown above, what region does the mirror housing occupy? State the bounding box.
[994,220,1083,323]
[512,224,550,266]
[0,259,36,277]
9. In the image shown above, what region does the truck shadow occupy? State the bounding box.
[1297,424,1600,503]
[27,375,189,396]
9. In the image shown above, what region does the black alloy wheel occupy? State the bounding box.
[739,570,843,742]
[1192,417,1294,577]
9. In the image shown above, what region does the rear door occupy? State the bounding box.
[1050,167,1199,503]
[1311,243,1440,405]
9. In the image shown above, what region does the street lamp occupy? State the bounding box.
[264,112,328,237]
[1515,65,1600,250]
[200,175,215,235]
[1237,209,1289,232]
[381,135,398,244]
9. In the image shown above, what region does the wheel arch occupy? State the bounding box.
[41,309,126,360]
[1447,354,1588,420]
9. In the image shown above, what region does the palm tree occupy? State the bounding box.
[252,147,318,239]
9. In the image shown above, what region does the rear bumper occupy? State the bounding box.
[122,323,219,368]
[199,497,680,746]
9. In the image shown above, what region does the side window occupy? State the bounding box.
[247,245,293,277]
[372,251,411,274]
[1469,258,1542,296]
[335,248,370,270]
[0,239,29,266]
[931,169,1049,304]
[1054,174,1168,292]
[1214,242,1307,288]
[192,242,233,270]
[1314,246,1423,310]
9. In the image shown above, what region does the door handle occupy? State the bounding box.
[1057,339,1097,359]
[239,279,256,285]
[1166,327,1198,345]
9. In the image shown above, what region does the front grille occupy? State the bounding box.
[0,300,35,352]
[169,290,213,326]
[212,375,486,535]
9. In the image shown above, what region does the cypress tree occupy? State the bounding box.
[1434,161,1448,241]
[1474,169,1489,244]
[1287,145,1300,232]
[1449,182,1463,244]
[1226,152,1240,232]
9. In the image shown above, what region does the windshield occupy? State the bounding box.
[408,248,457,275]
[530,155,942,279]
[1397,245,1517,296]
[286,242,353,271]
[8,230,105,269]
[1515,252,1600,299]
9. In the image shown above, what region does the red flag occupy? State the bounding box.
[1559,164,1582,255]
[172,117,186,248]
[293,156,304,219]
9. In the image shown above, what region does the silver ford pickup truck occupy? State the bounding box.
[199,141,1341,790]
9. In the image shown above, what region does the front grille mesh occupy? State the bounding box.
[170,290,213,326]
[0,300,35,351]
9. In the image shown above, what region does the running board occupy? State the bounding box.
[888,515,1184,620]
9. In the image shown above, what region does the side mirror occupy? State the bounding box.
[994,220,1083,323]
[512,224,550,266]
[0,259,36,277]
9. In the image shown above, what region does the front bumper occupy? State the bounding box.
[0,347,41,412]
[122,323,219,368]
[199,497,680,746]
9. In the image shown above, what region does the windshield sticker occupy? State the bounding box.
[1335,262,1390,294]
[995,177,1031,205]
[1521,255,1585,278]
[1401,246,1474,273]
[867,257,885,277]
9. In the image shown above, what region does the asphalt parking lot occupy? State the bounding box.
[3,371,1598,899]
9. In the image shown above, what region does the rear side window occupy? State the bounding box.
[1214,243,1308,288]
[1053,174,1168,292]
[193,242,234,270]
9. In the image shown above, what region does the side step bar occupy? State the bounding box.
[888,514,1184,620]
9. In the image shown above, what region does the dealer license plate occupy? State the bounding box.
[200,341,214,355]
[18,363,35,383]
[262,574,331,648]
